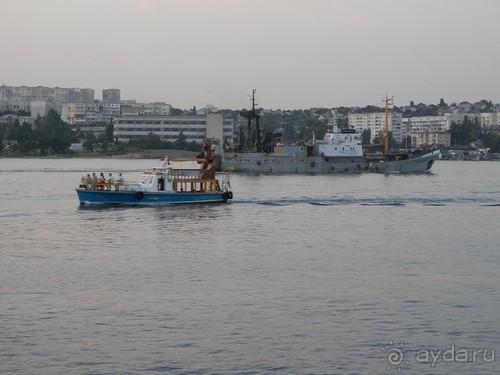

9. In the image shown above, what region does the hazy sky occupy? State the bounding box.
[2,0,499,109]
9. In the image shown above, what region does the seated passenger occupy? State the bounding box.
[115,173,125,191]
[79,176,86,189]
[91,173,98,190]
[106,173,115,191]
[84,174,92,189]
[97,173,106,190]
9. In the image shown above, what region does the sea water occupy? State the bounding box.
[0,158,499,374]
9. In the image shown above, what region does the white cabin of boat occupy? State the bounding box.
[136,157,221,194]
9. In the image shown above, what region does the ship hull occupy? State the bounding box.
[76,189,230,205]
[219,150,439,174]
[366,150,440,174]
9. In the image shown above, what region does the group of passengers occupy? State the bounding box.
[79,172,125,191]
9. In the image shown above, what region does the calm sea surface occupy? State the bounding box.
[0,158,499,375]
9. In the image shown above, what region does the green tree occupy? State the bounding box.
[482,132,500,153]
[83,133,98,152]
[32,109,73,154]
[361,129,371,144]
[170,107,183,116]
[449,116,481,146]
[174,130,188,149]
[98,133,110,152]
[438,98,448,109]
[127,132,166,149]
[105,122,114,143]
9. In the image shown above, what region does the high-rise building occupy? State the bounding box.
[348,112,402,143]
[102,89,121,104]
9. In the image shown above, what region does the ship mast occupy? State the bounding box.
[383,94,394,154]
[240,89,262,152]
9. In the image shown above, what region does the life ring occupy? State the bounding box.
[135,191,144,200]
[223,191,233,200]
[310,162,316,168]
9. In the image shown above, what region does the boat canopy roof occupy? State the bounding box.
[154,156,206,171]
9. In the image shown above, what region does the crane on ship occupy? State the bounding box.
[383,94,394,155]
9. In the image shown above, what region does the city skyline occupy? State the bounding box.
[2,0,500,110]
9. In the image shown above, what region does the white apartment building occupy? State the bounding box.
[113,113,234,145]
[31,101,59,118]
[410,132,451,147]
[402,116,449,133]
[480,112,499,127]
[2,98,31,113]
[62,103,110,125]
[120,102,171,116]
[348,112,402,143]
[402,113,481,134]
[1,85,94,104]
[137,102,171,116]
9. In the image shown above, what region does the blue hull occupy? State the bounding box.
[76,189,230,205]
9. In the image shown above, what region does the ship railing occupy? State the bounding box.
[168,168,215,180]
[172,178,221,193]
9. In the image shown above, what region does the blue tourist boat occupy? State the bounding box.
[76,156,233,205]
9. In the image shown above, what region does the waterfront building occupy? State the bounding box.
[113,113,234,145]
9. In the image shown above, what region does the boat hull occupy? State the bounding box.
[219,150,439,174]
[76,189,230,205]
[367,150,440,174]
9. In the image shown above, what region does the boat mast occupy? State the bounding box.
[383,94,394,154]
[240,89,262,152]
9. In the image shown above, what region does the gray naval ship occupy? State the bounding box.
[213,126,439,174]
[208,92,439,174]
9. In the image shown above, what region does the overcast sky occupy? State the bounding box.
[1,0,499,110]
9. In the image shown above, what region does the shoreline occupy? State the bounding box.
[0,149,199,159]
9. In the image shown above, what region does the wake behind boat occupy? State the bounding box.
[76,156,233,205]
